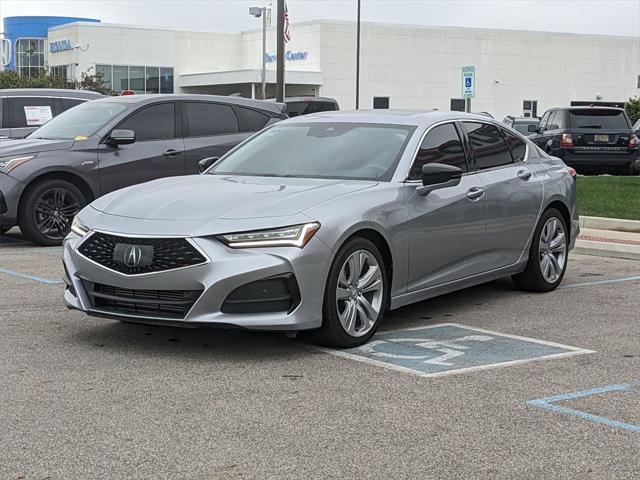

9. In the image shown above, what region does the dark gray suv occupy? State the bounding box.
[0,88,104,139]
[0,94,286,244]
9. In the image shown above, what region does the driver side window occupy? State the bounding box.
[538,112,550,132]
[408,123,467,180]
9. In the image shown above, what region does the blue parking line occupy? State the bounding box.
[560,275,640,289]
[0,267,63,285]
[528,383,640,433]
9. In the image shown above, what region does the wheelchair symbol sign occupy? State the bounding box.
[465,77,472,88]
[322,323,593,378]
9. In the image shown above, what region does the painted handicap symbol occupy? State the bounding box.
[358,335,493,366]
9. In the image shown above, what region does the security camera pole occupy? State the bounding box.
[276,0,285,102]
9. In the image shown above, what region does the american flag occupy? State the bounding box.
[283,1,292,43]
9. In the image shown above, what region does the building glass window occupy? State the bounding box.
[373,97,390,109]
[95,65,173,94]
[96,64,113,90]
[113,65,129,92]
[145,67,160,94]
[15,38,46,78]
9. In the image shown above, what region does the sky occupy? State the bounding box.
[0,0,639,37]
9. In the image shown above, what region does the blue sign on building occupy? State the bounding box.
[49,39,73,53]
[264,50,309,64]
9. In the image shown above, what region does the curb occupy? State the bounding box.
[580,216,640,233]
[574,239,640,261]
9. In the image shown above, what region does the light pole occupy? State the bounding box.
[355,0,361,109]
[249,5,270,99]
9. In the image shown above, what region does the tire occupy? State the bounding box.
[18,179,86,246]
[512,208,569,292]
[313,237,388,348]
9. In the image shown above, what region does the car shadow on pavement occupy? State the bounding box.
[69,320,316,361]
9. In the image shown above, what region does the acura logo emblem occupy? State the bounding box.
[123,246,143,267]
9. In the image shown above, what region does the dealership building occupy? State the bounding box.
[2,15,639,119]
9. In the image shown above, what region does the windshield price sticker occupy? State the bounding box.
[24,106,54,126]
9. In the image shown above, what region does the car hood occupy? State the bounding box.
[87,174,376,234]
[0,137,74,156]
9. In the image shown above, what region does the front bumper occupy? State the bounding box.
[0,173,24,229]
[62,232,331,331]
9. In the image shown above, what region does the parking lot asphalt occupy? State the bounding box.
[1,230,639,480]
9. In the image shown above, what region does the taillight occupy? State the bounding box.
[629,134,639,149]
[567,166,577,178]
[560,133,574,148]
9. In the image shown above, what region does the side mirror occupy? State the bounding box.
[107,129,135,146]
[417,163,463,195]
[198,156,219,173]
[528,124,538,133]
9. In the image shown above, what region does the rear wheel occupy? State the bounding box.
[512,208,568,292]
[314,237,388,348]
[18,179,86,246]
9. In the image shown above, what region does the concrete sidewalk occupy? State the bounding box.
[575,227,640,261]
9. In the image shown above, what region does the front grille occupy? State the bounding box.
[87,282,202,319]
[78,232,207,275]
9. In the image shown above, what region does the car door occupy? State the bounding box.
[404,122,487,292]
[462,121,543,270]
[7,96,57,138]
[97,101,186,194]
[182,101,252,174]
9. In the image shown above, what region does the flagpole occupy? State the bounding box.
[355,0,361,109]
[276,0,285,102]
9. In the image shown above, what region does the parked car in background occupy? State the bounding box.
[63,111,578,347]
[0,89,104,139]
[503,116,539,137]
[0,94,286,244]
[528,107,639,175]
[283,96,339,117]
[633,118,640,136]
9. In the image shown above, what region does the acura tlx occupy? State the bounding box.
[63,111,578,347]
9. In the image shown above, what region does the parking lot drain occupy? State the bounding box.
[528,383,640,433]
[315,323,594,378]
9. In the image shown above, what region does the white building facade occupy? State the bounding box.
[39,19,640,120]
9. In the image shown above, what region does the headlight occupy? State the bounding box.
[70,217,89,237]
[0,154,37,173]
[218,222,320,248]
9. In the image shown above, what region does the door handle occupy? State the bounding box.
[517,169,533,181]
[163,149,183,157]
[466,187,485,201]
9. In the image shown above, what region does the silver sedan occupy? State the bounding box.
[63,111,579,347]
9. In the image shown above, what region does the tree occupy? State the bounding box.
[0,68,114,95]
[625,96,640,125]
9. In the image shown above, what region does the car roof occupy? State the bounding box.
[92,94,286,115]
[285,96,338,104]
[550,106,625,112]
[0,88,105,99]
[280,109,499,127]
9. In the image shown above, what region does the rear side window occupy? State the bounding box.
[184,102,239,137]
[568,109,629,129]
[8,97,56,128]
[408,123,467,180]
[235,107,270,132]
[463,122,513,170]
[59,98,86,111]
[500,128,527,162]
[118,103,175,141]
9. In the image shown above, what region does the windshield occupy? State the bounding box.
[209,122,415,181]
[29,101,128,140]
[568,110,629,130]
[513,121,538,135]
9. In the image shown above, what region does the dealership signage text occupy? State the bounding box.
[264,50,309,63]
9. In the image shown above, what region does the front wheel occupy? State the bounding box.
[315,237,388,348]
[512,208,568,292]
[18,179,86,246]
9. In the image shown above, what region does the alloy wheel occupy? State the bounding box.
[33,187,81,241]
[336,249,384,337]
[539,216,567,283]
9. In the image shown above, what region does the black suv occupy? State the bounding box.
[0,88,104,139]
[0,94,286,244]
[528,107,639,175]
